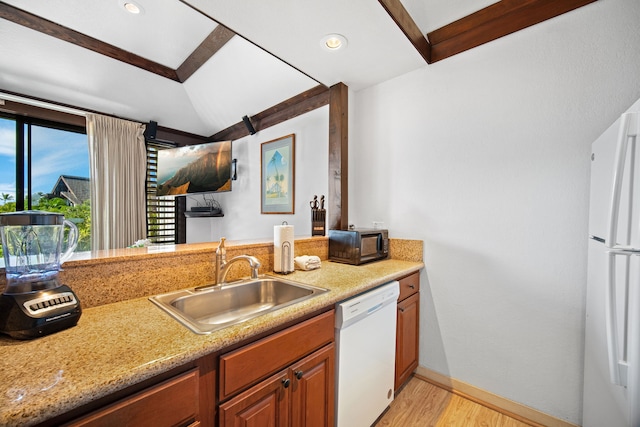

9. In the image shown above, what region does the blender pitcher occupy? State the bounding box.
[0,210,82,339]
[1,210,78,294]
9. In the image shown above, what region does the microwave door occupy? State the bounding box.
[361,236,378,258]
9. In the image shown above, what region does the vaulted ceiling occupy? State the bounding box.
[0,0,596,139]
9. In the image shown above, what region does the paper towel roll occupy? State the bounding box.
[274,224,294,273]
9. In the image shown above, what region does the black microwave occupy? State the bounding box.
[328,228,389,265]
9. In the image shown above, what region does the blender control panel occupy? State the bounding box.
[22,292,78,317]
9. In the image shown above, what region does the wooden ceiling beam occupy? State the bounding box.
[428,0,598,63]
[176,25,236,82]
[379,0,597,64]
[211,85,330,141]
[252,85,330,132]
[0,3,237,83]
[0,3,180,81]
[378,0,431,63]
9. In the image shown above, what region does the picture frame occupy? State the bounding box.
[261,134,295,214]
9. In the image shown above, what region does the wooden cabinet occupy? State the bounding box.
[289,344,335,427]
[53,311,334,427]
[64,369,201,427]
[219,310,335,427]
[41,270,424,427]
[219,344,334,427]
[55,355,216,427]
[219,370,290,427]
[395,272,420,391]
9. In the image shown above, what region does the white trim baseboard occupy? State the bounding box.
[414,366,579,427]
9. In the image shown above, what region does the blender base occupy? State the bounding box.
[0,285,82,340]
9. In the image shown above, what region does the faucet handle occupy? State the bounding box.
[216,237,227,262]
[247,255,261,278]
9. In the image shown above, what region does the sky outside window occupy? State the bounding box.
[0,117,16,200]
[30,124,89,196]
[0,118,89,202]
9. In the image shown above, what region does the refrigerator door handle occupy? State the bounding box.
[606,251,628,387]
[606,113,638,252]
[604,112,638,389]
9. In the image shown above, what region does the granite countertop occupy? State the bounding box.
[0,259,423,426]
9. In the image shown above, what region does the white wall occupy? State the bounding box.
[350,0,640,423]
[186,106,329,243]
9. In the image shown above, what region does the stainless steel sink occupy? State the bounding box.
[149,276,328,334]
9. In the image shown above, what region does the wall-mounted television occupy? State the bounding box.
[156,140,232,196]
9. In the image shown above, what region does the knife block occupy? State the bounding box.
[312,209,326,236]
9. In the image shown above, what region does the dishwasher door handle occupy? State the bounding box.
[367,302,385,315]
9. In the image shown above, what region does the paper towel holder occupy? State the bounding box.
[280,241,292,274]
[275,221,294,274]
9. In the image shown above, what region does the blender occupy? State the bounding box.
[0,211,82,339]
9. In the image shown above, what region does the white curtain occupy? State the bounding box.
[86,114,147,250]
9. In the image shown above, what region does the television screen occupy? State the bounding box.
[156,140,232,196]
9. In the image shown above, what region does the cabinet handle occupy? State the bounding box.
[282,378,291,388]
[409,284,415,289]
[399,307,405,312]
[295,370,304,380]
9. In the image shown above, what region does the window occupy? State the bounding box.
[146,140,177,244]
[1,100,182,252]
[0,117,17,209]
[0,114,91,251]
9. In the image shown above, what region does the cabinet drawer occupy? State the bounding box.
[65,368,199,427]
[219,310,335,401]
[398,271,420,301]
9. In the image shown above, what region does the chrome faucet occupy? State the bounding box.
[215,238,261,285]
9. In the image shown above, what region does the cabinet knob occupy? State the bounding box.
[282,378,290,388]
[295,370,304,380]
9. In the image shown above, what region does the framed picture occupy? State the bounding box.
[261,134,295,214]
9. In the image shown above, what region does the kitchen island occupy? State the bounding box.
[0,241,423,426]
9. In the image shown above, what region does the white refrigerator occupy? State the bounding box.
[584,98,640,427]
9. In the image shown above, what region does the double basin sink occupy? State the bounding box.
[150,276,328,334]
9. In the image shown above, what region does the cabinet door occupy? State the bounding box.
[219,370,289,427]
[395,292,420,391]
[219,310,335,401]
[290,343,335,427]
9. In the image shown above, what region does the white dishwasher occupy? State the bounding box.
[335,280,400,427]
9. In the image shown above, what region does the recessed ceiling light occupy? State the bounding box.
[321,34,348,51]
[124,3,140,13]
[119,0,144,15]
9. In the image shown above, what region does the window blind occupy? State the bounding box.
[146,140,177,244]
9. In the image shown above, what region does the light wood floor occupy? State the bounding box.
[374,377,533,427]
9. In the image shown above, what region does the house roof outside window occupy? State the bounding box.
[50,175,90,206]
